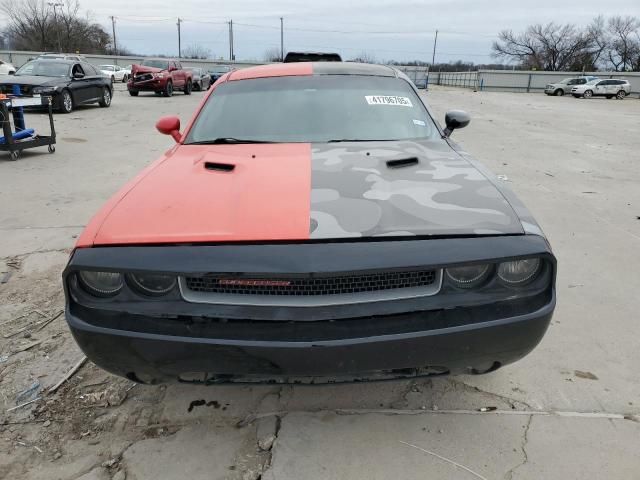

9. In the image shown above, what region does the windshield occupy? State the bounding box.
[99,65,114,71]
[141,59,169,69]
[186,76,437,144]
[210,66,230,74]
[586,79,599,85]
[16,61,70,77]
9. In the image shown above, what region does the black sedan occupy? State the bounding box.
[0,59,112,113]
[208,65,232,84]
[184,67,211,91]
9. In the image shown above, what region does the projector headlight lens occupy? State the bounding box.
[445,264,492,289]
[78,271,123,297]
[497,258,541,286]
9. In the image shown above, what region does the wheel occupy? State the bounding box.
[48,144,55,154]
[583,89,593,98]
[163,81,173,97]
[59,89,73,113]
[122,74,129,83]
[110,75,115,84]
[129,90,139,96]
[554,89,564,96]
[616,90,626,100]
[194,81,201,92]
[184,80,192,95]
[9,150,20,161]
[99,87,111,107]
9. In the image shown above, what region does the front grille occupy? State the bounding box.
[134,73,153,81]
[0,84,32,95]
[184,270,437,297]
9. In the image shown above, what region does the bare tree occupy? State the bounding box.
[350,51,376,63]
[263,47,282,62]
[182,44,212,59]
[605,16,640,71]
[492,23,593,71]
[1,0,110,53]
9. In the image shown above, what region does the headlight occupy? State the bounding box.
[78,271,124,297]
[127,273,176,296]
[497,258,541,286]
[445,264,492,289]
[33,86,56,94]
[153,73,165,79]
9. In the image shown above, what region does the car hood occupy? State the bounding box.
[83,140,524,246]
[0,75,63,87]
[132,65,164,75]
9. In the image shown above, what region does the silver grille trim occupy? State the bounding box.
[179,270,443,306]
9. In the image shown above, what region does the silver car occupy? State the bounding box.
[571,79,631,99]
[544,76,598,96]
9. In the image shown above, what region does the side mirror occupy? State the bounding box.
[156,116,181,143]
[73,72,85,79]
[443,110,471,138]
[168,66,177,72]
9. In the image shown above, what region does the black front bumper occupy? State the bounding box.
[67,291,554,383]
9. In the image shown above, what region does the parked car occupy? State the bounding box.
[98,64,130,83]
[63,62,556,384]
[544,76,598,96]
[571,79,631,99]
[208,65,231,84]
[0,59,112,113]
[184,67,211,91]
[128,59,193,97]
[37,53,86,62]
[0,60,16,75]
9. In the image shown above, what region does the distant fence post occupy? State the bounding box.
[526,73,532,93]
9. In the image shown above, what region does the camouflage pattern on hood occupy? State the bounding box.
[310,140,523,239]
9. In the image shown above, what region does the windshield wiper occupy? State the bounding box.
[188,138,275,145]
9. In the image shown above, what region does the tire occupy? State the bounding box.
[184,80,192,95]
[59,89,73,113]
[122,74,129,83]
[98,86,112,108]
[163,81,173,97]
[9,150,20,161]
[554,89,564,96]
[110,75,115,84]
[129,90,139,96]
[616,90,626,100]
[572,94,580,98]
[48,144,55,154]
[583,89,593,98]
[194,81,201,92]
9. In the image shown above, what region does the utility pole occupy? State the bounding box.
[228,21,232,60]
[110,16,117,57]
[431,29,438,67]
[177,18,182,58]
[280,17,284,62]
[48,2,64,53]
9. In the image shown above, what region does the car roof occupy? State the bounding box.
[228,62,398,82]
[30,58,77,64]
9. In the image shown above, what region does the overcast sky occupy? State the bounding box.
[15,0,640,62]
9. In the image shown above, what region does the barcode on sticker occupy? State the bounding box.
[365,95,413,107]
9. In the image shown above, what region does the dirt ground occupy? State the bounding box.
[1,84,639,480]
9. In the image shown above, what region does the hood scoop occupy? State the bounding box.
[204,161,235,172]
[386,157,419,169]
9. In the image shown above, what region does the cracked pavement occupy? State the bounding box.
[1,85,639,479]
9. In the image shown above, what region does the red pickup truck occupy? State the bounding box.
[128,59,193,97]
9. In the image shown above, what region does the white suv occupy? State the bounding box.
[571,79,631,100]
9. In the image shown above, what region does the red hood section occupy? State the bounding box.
[131,64,164,75]
[88,144,312,245]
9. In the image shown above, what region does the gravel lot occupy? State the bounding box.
[1,84,639,480]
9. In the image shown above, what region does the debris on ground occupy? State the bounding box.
[16,381,41,404]
[574,370,599,380]
[48,356,87,394]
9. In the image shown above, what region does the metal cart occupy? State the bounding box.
[0,96,56,161]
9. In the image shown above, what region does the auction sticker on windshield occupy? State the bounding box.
[365,95,413,107]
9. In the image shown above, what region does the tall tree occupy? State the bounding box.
[606,15,640,71]
[1,0,111,53]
